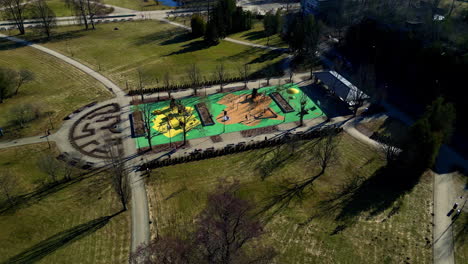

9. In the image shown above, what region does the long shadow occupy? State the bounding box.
[248,50,283,64]
[164,40,210,56]
[0,30,85,51]
[4,211,121,264]
[334,164,422,223]
[160,33,193,46]
[134,29,186,46]
[241,30,265,41]
[301,84,352,118]
[0,167,106,215]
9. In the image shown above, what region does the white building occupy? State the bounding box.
[314,71,370,106]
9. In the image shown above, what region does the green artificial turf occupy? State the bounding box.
[134,84,324,148]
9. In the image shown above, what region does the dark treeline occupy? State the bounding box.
[189,0,252,44]
[339,18,468,150]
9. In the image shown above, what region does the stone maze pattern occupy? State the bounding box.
[69,103,123,159]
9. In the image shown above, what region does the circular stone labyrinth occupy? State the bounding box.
[69,103,123,159]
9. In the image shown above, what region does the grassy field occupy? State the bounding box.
[102,0,175,10]
[147,133,433,263]
[229,19,288,48]
[19,20,287,91]
[0,39,112,140]
[0,143,130,263]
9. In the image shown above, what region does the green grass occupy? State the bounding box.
[229,19,288,48]
[147,133,432,263]
[0,143,129,263]
[134,84,324,147]
[102,0,174,10]
[20,20,287,91]
[0,39,112,140]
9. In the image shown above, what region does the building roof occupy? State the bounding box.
[314,71,369,105]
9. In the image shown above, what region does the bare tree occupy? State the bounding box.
[298,92,308,127]
[66,0,89,30]
[14,69,34,95]
[9,103,41,128]
[378,133,401,164]
[187,63,201,95]
[31,0,56,39]
[264,65,274,86]
[238,63,250,89]
[0,0,27,34]
[37,153,61,183]
[105,143,130,211]
[215,63,226,92]
[138,103,158,150]
[0,170,17,206]
[313,129,340,176]
[131,181,276,264]
[174,103,194,145]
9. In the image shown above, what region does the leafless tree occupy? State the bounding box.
[299,92,308,127]
[0,0,27,34]
[9,103,41,128]
[37,153,61,183]
[238,63,250,89]
[0,170,17,206]
[0,67,16,103]
[187,63,201,95]
[378,133,401,164]
[264,65,274,86]
[105,143,130,211]
[14,69,34,95]
[215,63,226,92]
[137,68,146,102]
[131,181,276,264]
[313,129,340,176]
[138,103,159,150]
[31,0,56,39]
[174,103,194,145]
[66,0,89,30]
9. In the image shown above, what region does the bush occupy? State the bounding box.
[191,15,206,38]
[0,67,16,103]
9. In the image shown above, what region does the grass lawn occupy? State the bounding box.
[0,39,112,140]
[102,0,175,10]
[228,19,288,48]
[0,143,130,263]
[147,133,433,263]
[134,84,324,147]
[19,20,287,91]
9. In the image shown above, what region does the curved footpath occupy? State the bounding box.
[0,33,150,256]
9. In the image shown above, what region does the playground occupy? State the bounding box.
[133,84,324,148]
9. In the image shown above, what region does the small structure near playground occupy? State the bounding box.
[131,84,325,149]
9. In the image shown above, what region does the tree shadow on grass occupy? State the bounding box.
[0,30,85,51]
[247,50,283,64]
[240,30,266,41]
[134,28,187,46]
[164,40,210,56]
[4,211,121,264]
[0,167,106,215]
[314,164,424,234]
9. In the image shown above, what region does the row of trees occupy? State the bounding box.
[0,0,110,37]
[0,66,34,103]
